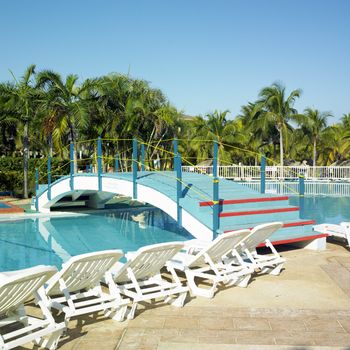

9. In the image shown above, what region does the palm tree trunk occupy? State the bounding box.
[23,120,29,199]
[313,138,317,167]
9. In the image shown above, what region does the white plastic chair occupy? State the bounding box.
[0,265,65,350]
[231,222,285,275]
[169,229,254,299]
[314,222,350,247]
[109,242,188,319]
[38,250,129,325]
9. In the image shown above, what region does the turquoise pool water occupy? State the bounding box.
[0,208,193,272]
[289,196,350,224]
[1,196,350,272]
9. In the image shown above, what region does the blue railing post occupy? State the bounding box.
[35,168,39,211]
[70,142,74,191]
[175,153,182,227]
[299,174,305,196]
[141,143,145,171]
[173,139,178,171]
[115,154,119,172]
[212,141,219,237]
[299,174,305,219]
[97,136,102,191]
[132,138,138,199]
[260,155,266,194]
[47,155,52,200]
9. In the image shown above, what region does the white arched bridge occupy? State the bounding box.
[32,138,327,246]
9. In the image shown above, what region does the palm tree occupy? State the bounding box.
[295,108,332,166]
[36,71,93,169]
[0,65,39,198]
[255,83,301,166]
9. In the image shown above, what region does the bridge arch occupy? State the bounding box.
[34,174,213,241]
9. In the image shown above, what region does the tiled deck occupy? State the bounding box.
[21,241,350,350]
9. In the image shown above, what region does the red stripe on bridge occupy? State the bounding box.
[219,207,299,217]
[199,196,289,207]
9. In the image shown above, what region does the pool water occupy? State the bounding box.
[1,196,350,272]
[289,196,350,224]
[0,208,193,271]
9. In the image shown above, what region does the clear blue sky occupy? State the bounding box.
[1,0,349,121]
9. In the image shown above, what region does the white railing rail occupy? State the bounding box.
[182,165,350,181]
[240,181,350,197]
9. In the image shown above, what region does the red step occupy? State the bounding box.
[200,196,289,207]
[223,220,316,233]
[219,207,299,218]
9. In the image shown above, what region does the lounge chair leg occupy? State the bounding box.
[269,263,284,276]
[170,292,187,307]
[186,272,216,298]
[234,274,251,288]
[108,304,127,322]
[38,328,64,350]
[127,303,138,320]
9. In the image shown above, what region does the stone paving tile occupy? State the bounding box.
[304,317,346,333]
[233,330,276,345]
[198,317,234,330]
[127,315,165,328]
[339,318,350,333]
[274,334,316,346]
[163,316,199,329]
[268,318,307,332]
[233,317,271,330]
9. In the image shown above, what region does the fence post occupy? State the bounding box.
[35,168,39,211]
[132,138,138,199]
[212,141,220,238]
[175,153,182,227]
[97,136,102,191]
[141,143,145,171]
[47,155,52,200]
[260,155,266,194]
[70,142,74,191]
[115,154,119,172]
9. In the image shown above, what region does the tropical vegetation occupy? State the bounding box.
[1,66,350,197]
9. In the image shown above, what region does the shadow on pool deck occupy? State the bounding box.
[15,241,350,349]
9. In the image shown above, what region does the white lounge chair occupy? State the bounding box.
[230,222,285,276]
[109,242,188,319]
[38,250,129,325]
[314,222,350,247]
[169,230,254,299]
[0,265,65,350]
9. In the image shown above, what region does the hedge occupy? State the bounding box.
[0,157,71,196]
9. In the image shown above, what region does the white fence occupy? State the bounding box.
[239,181,350,197]
[182,165,350,181]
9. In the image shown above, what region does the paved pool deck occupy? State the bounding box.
[19,240,350,350]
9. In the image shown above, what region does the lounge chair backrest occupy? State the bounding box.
[187,229,251,268]
[0,265,57,315]
[115,242,184,283]
[237,222,283,253]
[45,250,123,295]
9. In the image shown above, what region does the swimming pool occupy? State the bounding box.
[0,208,193,271]
[1,196,349,272]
